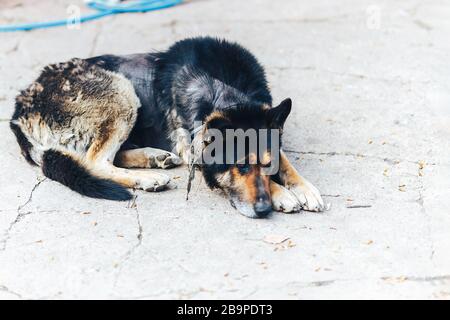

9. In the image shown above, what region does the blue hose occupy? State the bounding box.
[0,0,183,32]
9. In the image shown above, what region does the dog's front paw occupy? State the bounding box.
[154,152,182,169]
[137,172,171,192]
[143,148,182,169]
[270,182,301,213]
[289,179,325,212]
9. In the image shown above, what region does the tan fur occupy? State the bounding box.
[14,58,171,192]
[115,147,182,169]
[277,150,324,212]
[249,152,257,164]
[204,111,229,123]
[170,127,193,164]
[269,180,285,197]
[261,151,271,166]
[92,164,170,191]
[115,149,151,168]
[230,166,270,205]
[279,151,304,187]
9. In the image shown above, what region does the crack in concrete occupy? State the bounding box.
[127,272,450,299]
[112,192,144,288]
[113,191,195,290]
[131,271,450,299]
[283,149,438,166]
[288,147,438,262]
[416,173,435,261]
[0,285,22,299]
[0,177,46,251]
[250,274,450,298]
[406,275,450,283]
[346,204,372,209]
[17,177,46,213]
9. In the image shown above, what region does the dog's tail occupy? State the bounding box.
[41,149,132,201]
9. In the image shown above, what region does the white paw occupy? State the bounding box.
[155,152,182,169]
[144,148,182,169]
[290,179,325,212]
[272,184,302,213]
[137,172,170,192]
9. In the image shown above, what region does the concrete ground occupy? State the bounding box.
[0,0,449,299]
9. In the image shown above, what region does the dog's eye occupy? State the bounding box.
[237,164,250,174]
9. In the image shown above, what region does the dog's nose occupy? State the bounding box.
[254,199,272,218]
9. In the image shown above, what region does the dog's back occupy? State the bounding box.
[86,37,274,149]
[153,37,272,110]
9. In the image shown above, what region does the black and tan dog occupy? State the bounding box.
[10,37,324,218]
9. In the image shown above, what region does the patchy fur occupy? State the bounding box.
[11,37,324,216]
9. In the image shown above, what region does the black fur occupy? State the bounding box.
[12,37,287,205]
[42,150,132,201]
[9,121,36,165]
[153,37,272,120]
[87,37,273,151]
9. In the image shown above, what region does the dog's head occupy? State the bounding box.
[196,98,292,218]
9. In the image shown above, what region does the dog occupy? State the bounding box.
[10,37,324,218]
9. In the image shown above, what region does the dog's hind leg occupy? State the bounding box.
[92,164,170,191]
[275,151,325,212]
[85,120,171,192]
[115,148,182,169]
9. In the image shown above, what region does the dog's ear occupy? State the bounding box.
[206,113,232,133]
[204,113,231,146]
[267,98,292,129]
